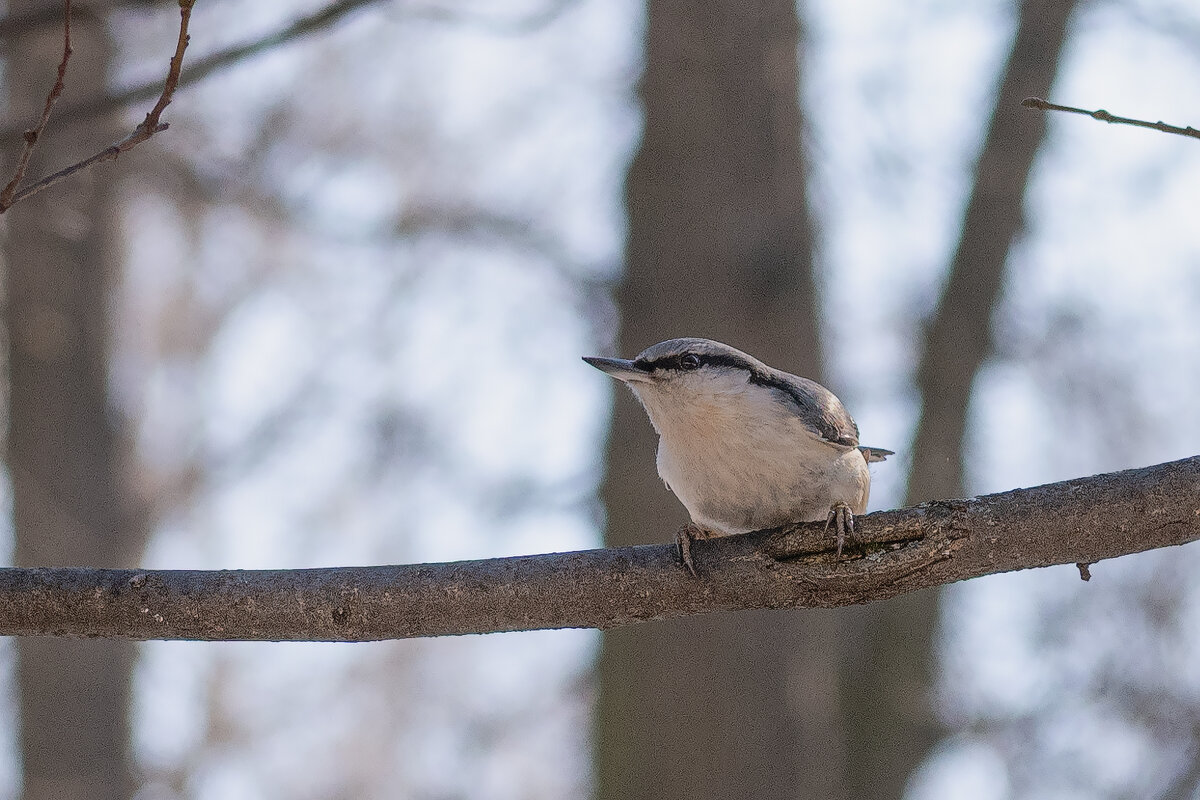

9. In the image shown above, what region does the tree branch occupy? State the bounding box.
[1,456,1196,641]
[0,0,194,213]
[1023,96,1200,141]
[0,0,72,209]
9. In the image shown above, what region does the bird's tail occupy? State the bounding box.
[858,446,894,463]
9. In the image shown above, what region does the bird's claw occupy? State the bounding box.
[675,523,709,577]
[824,503,855,559]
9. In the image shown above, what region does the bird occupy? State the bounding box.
[583,337,892,575]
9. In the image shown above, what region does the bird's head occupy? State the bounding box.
[583,338,770,427]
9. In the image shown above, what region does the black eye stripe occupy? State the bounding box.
[633,354,696,372]
[703,353,755,371]
[633,352,756,373]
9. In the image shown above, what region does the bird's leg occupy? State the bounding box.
[675,522,713,577]
[824,502,855,559]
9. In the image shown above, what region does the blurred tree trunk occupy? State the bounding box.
[2,5,141,800]
[908,0,1079,506]
[595,1,938,798]
[877,0,1078,795]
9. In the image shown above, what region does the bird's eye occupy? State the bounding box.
[679,354,701,371]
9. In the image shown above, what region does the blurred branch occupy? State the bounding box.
[1159,741,1200,800]
[1,0,578,142]
[394,203,613,288]
[110,0,384,109]
[407,0,580,34]
[0,0,162,41]
[0,0,87,40]
[0,0,383,146]
[1023,97,1200,140]
[0,456,1197,640]
[0,0,194,213]
[0,0,72,209]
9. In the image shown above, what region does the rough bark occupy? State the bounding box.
[595,0,827,797]
[0,456,1191,641]
[2,4,140,799]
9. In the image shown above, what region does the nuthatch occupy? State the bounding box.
[584,337,892,575]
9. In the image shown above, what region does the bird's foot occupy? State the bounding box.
[824,503,855,559]
[675,523,713,577]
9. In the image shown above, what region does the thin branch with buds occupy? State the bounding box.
[0,0,72,209]
[0,0,196,213]
[1023,97,1200,141]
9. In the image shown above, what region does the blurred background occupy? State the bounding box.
[2,0,1200,798]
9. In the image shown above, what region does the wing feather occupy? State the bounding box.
[750,369,860,448]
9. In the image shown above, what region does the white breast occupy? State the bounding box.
[634,376,870,534]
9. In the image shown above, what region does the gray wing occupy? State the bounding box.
[750,368,860,448]
[787,377,861,447]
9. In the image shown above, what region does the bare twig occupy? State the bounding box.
[0,455,1197,641]
[1022,97,1200,141]
[0,0,195,213]
[0,0,72,209]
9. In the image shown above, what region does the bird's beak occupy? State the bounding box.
[582,356,652,384]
